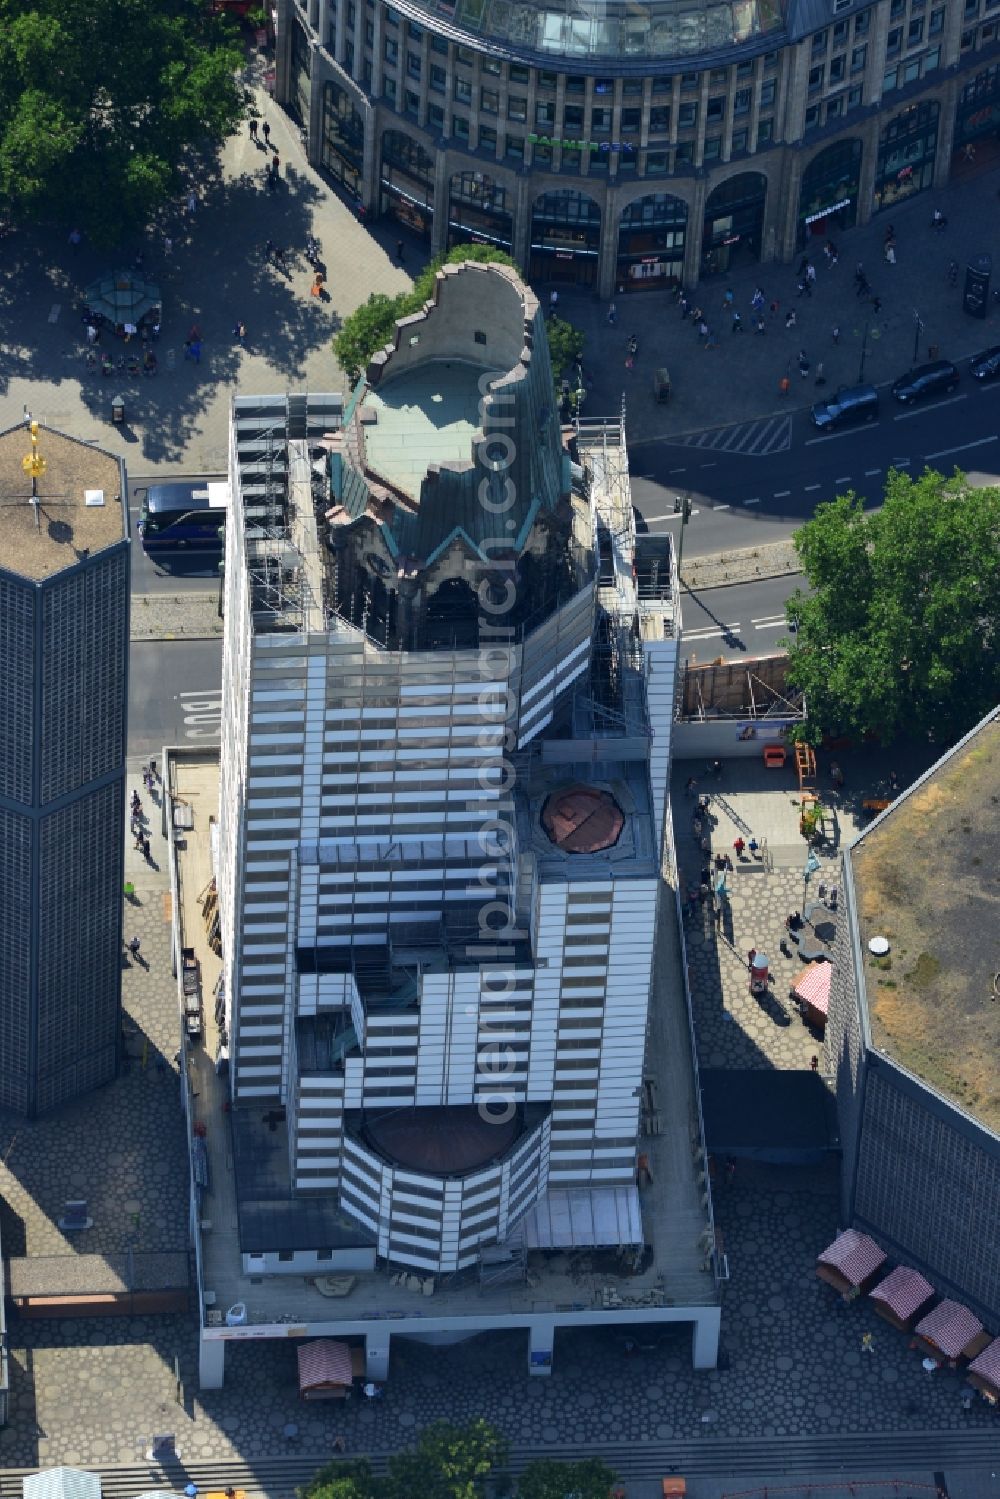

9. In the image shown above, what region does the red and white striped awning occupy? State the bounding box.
[969,1337,1000,1389]
[915,1299,983,1359]
[816,1229,886,1287]
[297,1338,353,1392]
[792,961,832,1017]
[870,1265,935,1321]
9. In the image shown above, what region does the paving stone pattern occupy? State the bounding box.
[4,1164,995,1470]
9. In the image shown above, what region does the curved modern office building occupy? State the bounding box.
[276,0,1000,293]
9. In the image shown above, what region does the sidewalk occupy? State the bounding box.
[560,166,1000,444]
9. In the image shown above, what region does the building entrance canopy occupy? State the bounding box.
[391,0,783,61]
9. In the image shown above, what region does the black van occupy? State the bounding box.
[810,383,880,431]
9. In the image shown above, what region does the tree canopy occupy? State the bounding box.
[516,1457,618,1499]
[299,1423,619,1499]
[784,469,1000,745]
[0,0,246,243]
[333,244,518,383]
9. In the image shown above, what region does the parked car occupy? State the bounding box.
[810,383,879,431]
[968,345,1000,381]
[890,359,959,404]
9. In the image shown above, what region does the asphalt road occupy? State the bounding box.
[129,638,223,756]
[129,472,226,595]
[630,374,1000,558]
[680,573,802,662]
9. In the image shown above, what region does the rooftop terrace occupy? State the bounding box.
[0,423,125,580]
[849,711,1000,1132]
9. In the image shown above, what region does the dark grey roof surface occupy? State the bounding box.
[231,1108,375,1254]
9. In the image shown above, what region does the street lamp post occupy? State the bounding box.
[670,494,693,577]
[912,308,924,368]
[857,319,870,384]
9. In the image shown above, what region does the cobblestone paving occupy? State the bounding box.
[3,1164,994,1470]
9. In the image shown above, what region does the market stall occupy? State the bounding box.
[815,1228,886,1299]
[913,1299,991,1366]
[297,1338,364,1399]
[791,960,832,1029]
[967,1337,1000,1407]
[869,1264,936,1331]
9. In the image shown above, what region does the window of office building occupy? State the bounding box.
[797,136,862,246]
[702,171,767,275]
[873,100,939,210]
[321,79,366,196]
[616,192,688,291]
[380,129,435,238]
[529,189,602,289]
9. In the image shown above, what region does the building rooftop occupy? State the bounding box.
[0,422,125,581]
[363,362,487,502]
[849,710,1000,1132]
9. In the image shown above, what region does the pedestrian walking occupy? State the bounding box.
[785,309,797,329]
[697,320,709,341]
[678,295,688,318]
[798,350,810,378]
[756,316,767,335]
[779,375,791,397]
[806,262,816,284]
[685,776,698,796]
[134,833,144,852]
[271,151,280,176]
[233,320,247,344]
[68,227,82,251]
[184,337,202,364]
[609,301,619,324]
[163,234,173,257]
[723,287,734,308]
[690,305,703,324]
[832,324,840,344]
[861,1332,875,1355]
[885,243,896,265]
[142,837,151,862]
[815,361,826,386]
[884,224,895,245]
[128,937,141,958]
[549,288,558,312]
[796,254,810,277]
[249,116,259,141]
[262,120,271,144]
[748,837,759,858]
[769,298,780,315]
[871,295,882,314]
[186,190,196,215]
[733,836,746,858]
[731,310,743,333]
[810,1055,819,1071]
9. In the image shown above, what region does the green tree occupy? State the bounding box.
[517,1456,618,1499]
[298,1459,377,1499]
[384,1418,508,1499]
[334,244,517,382]
[0,0,245,243]
[546,316,585,386]
[784,470,1000,744]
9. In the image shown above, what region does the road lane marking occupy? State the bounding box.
[712,504,731,511]
[893,394,966,420]
[751,614,786,625]
[923,435,999,461]
[804,484,821,491]
[894,458,912,466]
[685,624,740,640]
[754,621,787,632]
[669,467,687,474]
[744,497,760,506]
[805,427,869,444]
[700,462,717,469]
[835,476,852,483]
[864,468,882,476]
[773,490,791,497]
[179,689,222,741]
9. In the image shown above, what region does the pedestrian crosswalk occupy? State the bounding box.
[671,413,793,456]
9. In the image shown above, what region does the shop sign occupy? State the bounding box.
[528,134,636,154]
[555,251,574,259]
[803,196,851,225]
[722,233,741,246]
[640,255,659,264]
